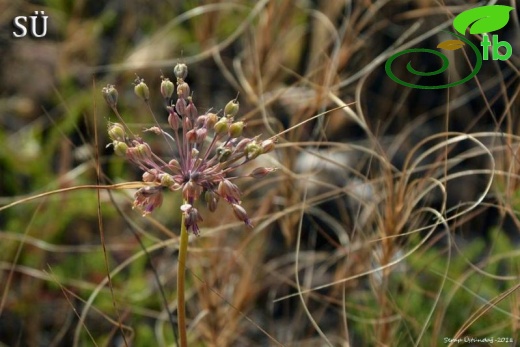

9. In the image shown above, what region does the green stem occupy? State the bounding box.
[177,206,189,347]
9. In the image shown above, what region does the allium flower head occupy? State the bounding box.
[104,64,276,235]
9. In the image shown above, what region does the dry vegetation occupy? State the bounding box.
[0,0,519,346]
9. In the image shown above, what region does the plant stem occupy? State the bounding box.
[177,205,189,347]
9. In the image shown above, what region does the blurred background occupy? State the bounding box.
[0,0,519,346]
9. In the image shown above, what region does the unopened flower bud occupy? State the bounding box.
[168,159,181,173]
[168,110,180,130]
[174,63,188,80]
[160,173,175,187]
[205,113,218,129]
[245,142,263,160]
[196,128,207,143]
[142,169,159,182]
[176,97,187,116]
[102,84,118,108]
[113,141,128,156]
[161,78,174,99]
[204,190,219,212]
[229,121,245,138]
[214,118,229,134]
[217,148,232,162]
[235,138,252,153]
[218,179,241,203]
[261,139,275,153]
[108,123,125,141]
[224,99,239,118]
[136,143,152,160]
[231,203,253,228]
[186,129,197,143]
[177,82,190,99]
[249,167,277,178]
[134,78,150,101]
[186,98,198,120]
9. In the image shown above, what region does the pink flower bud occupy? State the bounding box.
[231,203,253,228]
[249,167,277,178]
[218,179,241,204]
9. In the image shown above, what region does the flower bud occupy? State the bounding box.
[134,78,150,101]
[186,98,198,121]
[143,169,159,182]
[113,141,128,156]
[160,78,174,99]
[108,123,125,141]
[224,99,239,118]
[183,180,202,201]
[261,139,275,153]
[218,179,241,203]
[168,159,181,173]
[234,138,252,153]
[245,142,263,160]
[249,167,277,178]
[102,84,118,108]
[214,118,229,134]
[168,110,180,130]
[204,190,219,212]
[174,63,188,80]
[205,113,218,129]
[176,97,187,116]
[160,173,175,187]
[136,143,152,160]
[196,128,207,143]
[228,121,245,138]
[231,203,253,228]
[177,82,190,99]
[218,148,232,162]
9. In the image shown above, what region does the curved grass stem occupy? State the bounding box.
[177,203,189,347]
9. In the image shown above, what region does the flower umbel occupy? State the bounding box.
[104,64,276,234]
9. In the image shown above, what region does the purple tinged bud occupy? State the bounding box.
[161,78,174,99]
[186,99,198,121]
[218,179,241,203]
[176,97,187,116]
[181,204,203,236]
[174,63,188,80]
[102,84,118,108]
[133,186,163,216]
[196,128,207,143]
[231,203,253,228]
[186,129,197,143]
[204,190,219,212]
[235,138,252,153]
[249,167,277,178]
[224,99,239,118]
[168,111,180,130]
[134,79,150,101]
[196,115,207,127]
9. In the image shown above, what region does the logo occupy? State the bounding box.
[385,5,514,89]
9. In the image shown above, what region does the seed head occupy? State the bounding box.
[134,78,150,101]
[102,84,118,108]
[160,77,175,100]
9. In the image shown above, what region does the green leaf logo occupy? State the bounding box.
[453,5,514,35]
